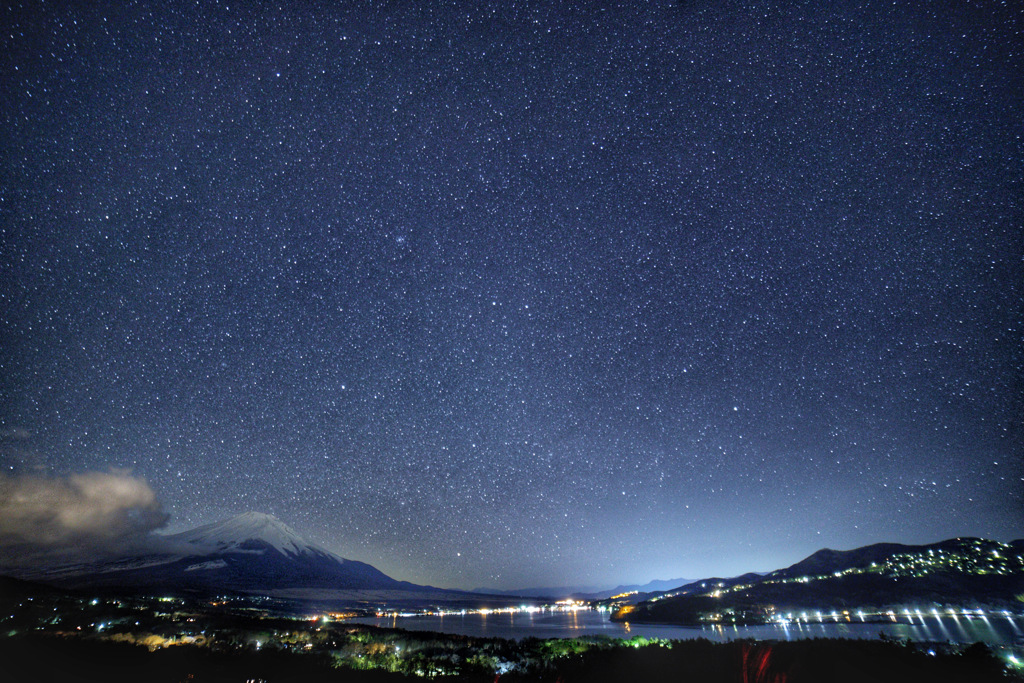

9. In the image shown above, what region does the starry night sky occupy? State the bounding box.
[2,1,1022,590]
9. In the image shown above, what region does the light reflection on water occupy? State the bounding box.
[347,610,1021,645]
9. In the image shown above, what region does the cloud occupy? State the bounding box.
[0,471,169,562]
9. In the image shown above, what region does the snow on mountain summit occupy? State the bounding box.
[17,510,420,593]
[168,511,331,558]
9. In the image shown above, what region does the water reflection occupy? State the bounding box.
[348,610,1019,645]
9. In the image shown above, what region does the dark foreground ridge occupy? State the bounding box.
[1,581,1019,682]
[1,625,1011,683]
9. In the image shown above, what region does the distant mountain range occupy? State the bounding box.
[13,512,427,596]
[472,577,698,600]
[613,537,1024,624]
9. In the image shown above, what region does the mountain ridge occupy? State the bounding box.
[612,536,1024,625]
[471,577,698,600]
[15,511,422,596]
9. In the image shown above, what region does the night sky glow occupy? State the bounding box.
[2,1,1021,590]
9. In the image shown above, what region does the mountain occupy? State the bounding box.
[471,578,697,601]
[171,511,326,557]
[648,572,766,599]
[471,585,607,599]
[771,543,916,580]
[603,577,697,596]
[614,537,1024,625]
[580,578,700,601]
[18,512,422,595]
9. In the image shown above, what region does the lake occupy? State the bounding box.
[347,608,1023,646]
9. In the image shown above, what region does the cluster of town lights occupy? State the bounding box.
[648,540,1024,606]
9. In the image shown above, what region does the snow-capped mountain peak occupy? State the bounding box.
[17,511,418,594]
[168,511,326,558]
